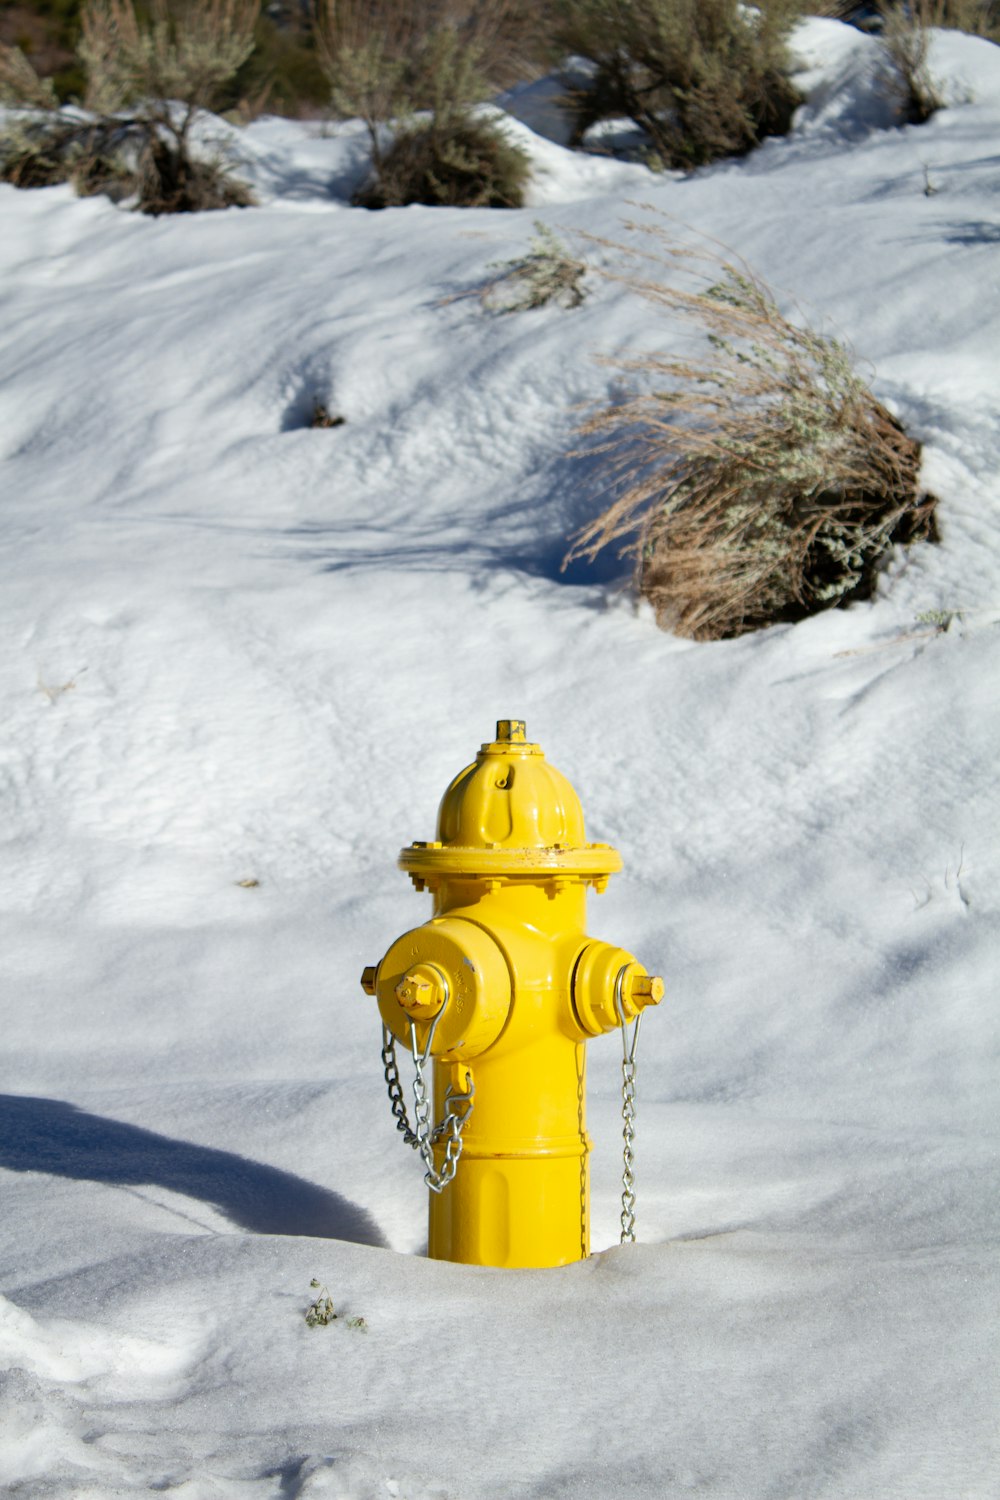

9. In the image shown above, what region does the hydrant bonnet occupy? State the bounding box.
[398,718,622,889]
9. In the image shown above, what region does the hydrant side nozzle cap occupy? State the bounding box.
[629,973,665,1007]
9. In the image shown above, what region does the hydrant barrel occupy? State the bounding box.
[363,721,663,1268]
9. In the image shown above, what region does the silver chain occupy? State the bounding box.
[383,969,641,1226]
[381,1025,419,1147]
[381,1012,475,1195]
[615,967,643,1245]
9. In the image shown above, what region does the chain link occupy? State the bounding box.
[381,1026,419,1147]
[380,1011,475,1195]
[615,967,643,1245]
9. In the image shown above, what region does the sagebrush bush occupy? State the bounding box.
[877,0,1000,124]
[0,0,257,212]
[952,0,1000,38]
[0,112,136,196]
[0,112,72,188]
[317,0,529,207]
[0,41,60,110]
[551,0,802,169]
[79,0,258,211]
[0,54,126,193]
[878,0,944,122]
[566,229,938,640]
[449,0,560,89]
[355,113,528,207]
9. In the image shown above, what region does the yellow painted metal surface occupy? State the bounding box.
[363,720,664,1269]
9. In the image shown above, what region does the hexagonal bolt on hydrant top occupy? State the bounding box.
[361,719,664,1268]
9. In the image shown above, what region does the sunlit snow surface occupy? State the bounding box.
[1,19,999,1498]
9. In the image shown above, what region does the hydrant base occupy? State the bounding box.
[428,1148,590,1269]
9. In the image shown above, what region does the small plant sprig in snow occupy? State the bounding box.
[305,1279,367,1331]
[914,608,956,629]
[480,222,588,313]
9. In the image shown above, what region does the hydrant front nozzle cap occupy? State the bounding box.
[395,962,448,1019]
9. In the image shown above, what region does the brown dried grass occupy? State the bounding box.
[566,226,938,640]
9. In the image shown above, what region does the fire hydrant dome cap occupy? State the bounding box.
[398,720,622,880]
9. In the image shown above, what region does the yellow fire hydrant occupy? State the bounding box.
[360,720,663,1269]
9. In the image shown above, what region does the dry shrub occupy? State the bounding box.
[0,113,137,198]
[0,40,60,109]
[79,0,259,118]
[317,0,538,108]
[947,0,1000,38]
[878,0,945,121]
[0,53,133,195]
[0,113,74,187]
[451,0,561,88]
[79,0,258,211]
[315,0,418,162]
[134,144,255,212]
[878,0,1000,124]
[317,0,529,206]
[0,1,257,212]
[551,0,802,169]
[566,229,938,640]
[355,113,528,207]
[0,4,84,100]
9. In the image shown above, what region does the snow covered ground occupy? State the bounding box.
[1,17,999,1497]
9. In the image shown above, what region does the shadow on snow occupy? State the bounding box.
[0,1093,387,1247]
